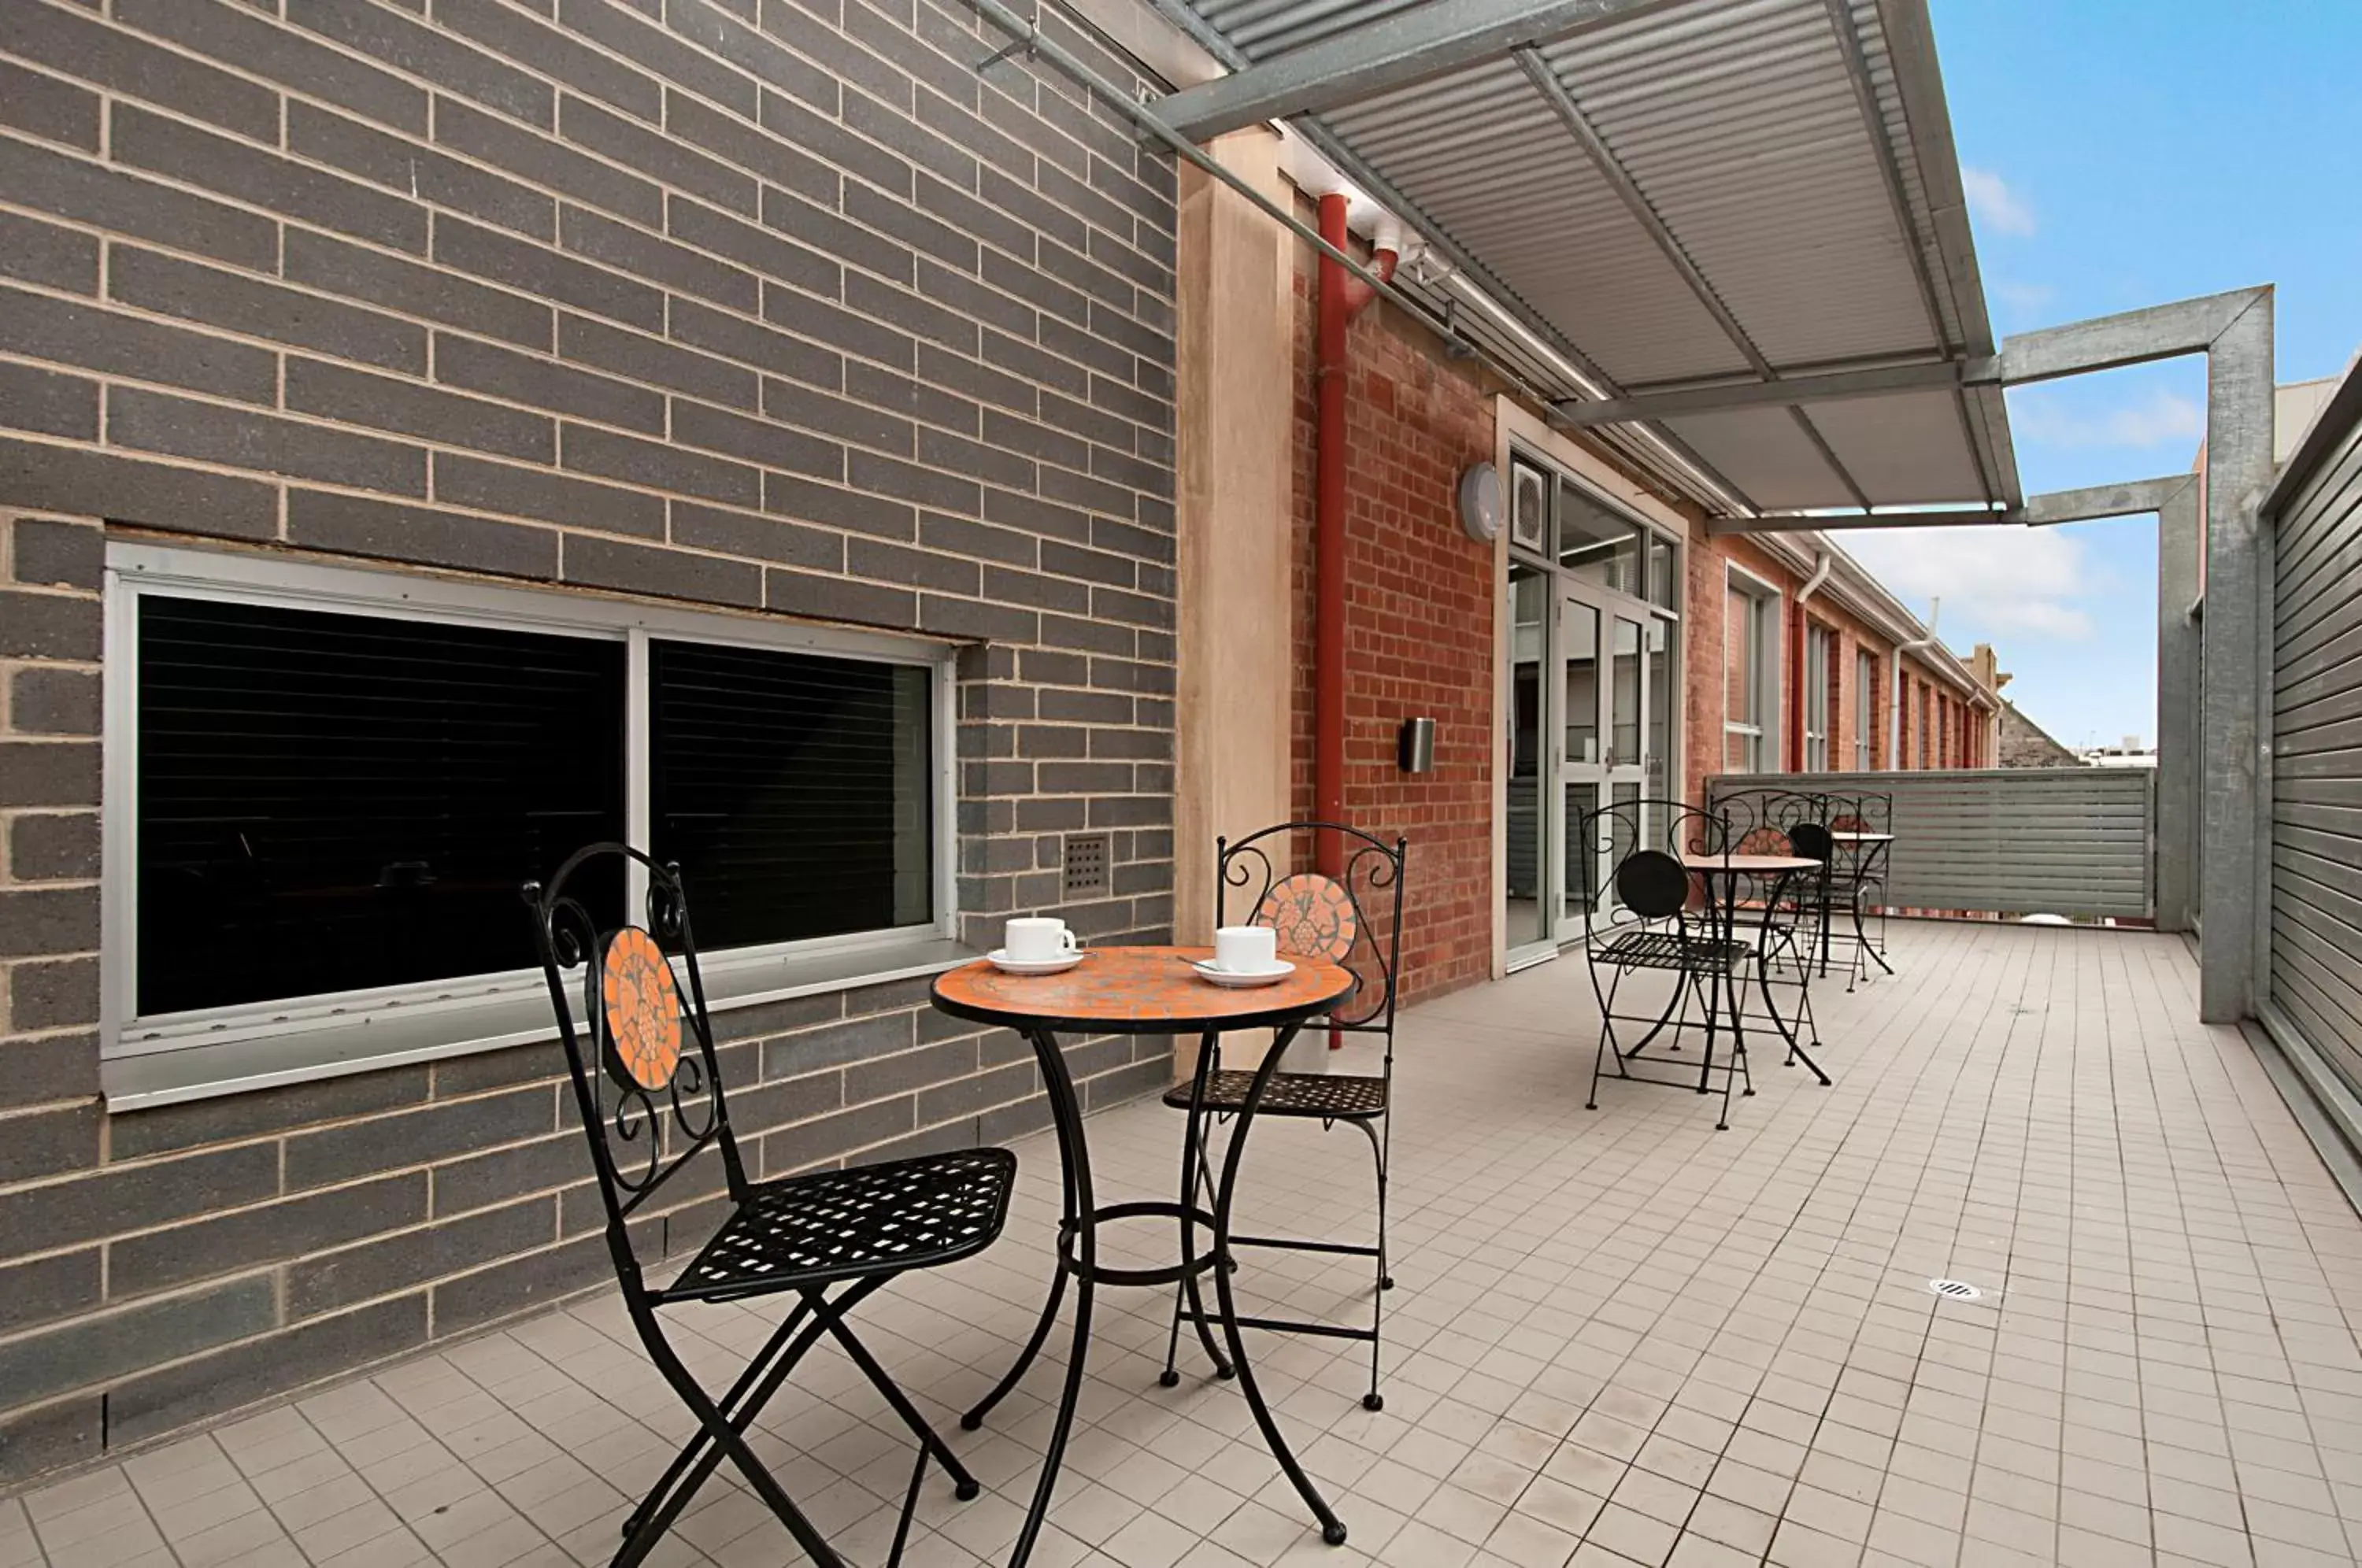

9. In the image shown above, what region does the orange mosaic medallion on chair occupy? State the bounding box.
[602,926,685,1090]
[1257,873,1359,964]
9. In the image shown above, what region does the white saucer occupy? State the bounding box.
[1191,957,1294,989]
[987,949,1084,975]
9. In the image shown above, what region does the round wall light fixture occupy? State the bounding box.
[1457,461,1502,544]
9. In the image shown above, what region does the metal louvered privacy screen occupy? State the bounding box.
[2268,387,2362,1095]
[136,594,628,1015]
[649,640,933,950]
[1709,768,2156,920]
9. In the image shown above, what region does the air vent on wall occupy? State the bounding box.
[1062,832,1111,900]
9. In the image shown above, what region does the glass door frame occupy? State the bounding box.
[1501,449,1684,972]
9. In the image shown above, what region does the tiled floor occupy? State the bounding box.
[9,923,2362,1568]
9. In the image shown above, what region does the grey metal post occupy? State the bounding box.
[2198,290,2274,1021]
[2155,479,2201,934]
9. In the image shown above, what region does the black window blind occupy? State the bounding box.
[136,594,627,1016]
[650,639,932,950]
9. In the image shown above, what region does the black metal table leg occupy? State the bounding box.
[1746,871,1831,1088]
[1209,1018,1349,1546]
[1001,1025,1099,1568]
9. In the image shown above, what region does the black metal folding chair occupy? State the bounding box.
[1575,799,1760,1130]
[524,846,1013,1568]
[1157,823,1406,1412]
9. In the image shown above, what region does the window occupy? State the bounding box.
[109,545,950,1059]
[1855,650,1874,769]
[1802,623,1833,771]
[1916,682,1932,769]
[1723,573,1777,773]
[1556,477,1642,594]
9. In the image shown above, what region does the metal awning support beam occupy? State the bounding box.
[1151,0,1672,142]
[1559,358,2000,426]
[1998,287,2268,385]
[1563,287,2270,431]
[1705,475,2197,537]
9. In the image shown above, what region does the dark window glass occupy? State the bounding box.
[137,596,626,1016]
[1557,478,1640,594]
[650,640,932,950]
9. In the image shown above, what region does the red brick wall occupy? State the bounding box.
[1287,252,1495,1005]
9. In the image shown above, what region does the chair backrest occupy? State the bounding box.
[523,845,746,1259]
[1825,791,1892,834]
[1572,797,1731,942]
[1217,823,1407,1038]
[1787,821,1835,863]
[1712,786,1831,855]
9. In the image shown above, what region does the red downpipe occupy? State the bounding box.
[1314,192,1394,1044]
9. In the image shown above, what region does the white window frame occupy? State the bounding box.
[102,542,961,1094]
[1802,623,1832,772]
[1854,649,1874,770]
[1722,565,1782,775]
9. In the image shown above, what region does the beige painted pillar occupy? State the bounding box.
[1172,129,1292,1078]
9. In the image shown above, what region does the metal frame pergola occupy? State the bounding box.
[964,0,2278,1023]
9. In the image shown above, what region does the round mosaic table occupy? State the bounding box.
[931,945,1358,1564]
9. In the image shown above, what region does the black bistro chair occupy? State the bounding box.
[1157,822,1407,1412]
[1575,799,1758,1130]
[524,846,1014,1568]
[1825,791,1896,979]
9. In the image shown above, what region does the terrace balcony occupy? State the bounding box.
[6,921,2355,1568]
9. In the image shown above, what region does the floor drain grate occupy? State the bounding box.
[1928,1278,1983,1301]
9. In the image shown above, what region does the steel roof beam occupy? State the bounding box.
[1150,0,1673,142]
[1558,358,2001,426]
[1279,113,1769,516]
[1820,0,1996,508]
[1705,475,2196,536]
[1512,45,1875,508]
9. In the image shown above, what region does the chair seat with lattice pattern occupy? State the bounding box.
[664,1148,1016,1303]
[1161,1067,1386,1122]
[1595,929,1749,974]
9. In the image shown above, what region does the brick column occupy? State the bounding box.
[0,509,106,1474]
[0,511,103,1171]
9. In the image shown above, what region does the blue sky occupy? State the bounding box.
[1841,0,2362,752]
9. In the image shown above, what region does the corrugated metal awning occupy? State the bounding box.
[1142,0,2022,520]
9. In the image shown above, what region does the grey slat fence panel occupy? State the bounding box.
[2271,385,2362,1094]
[1708,767,2157,920]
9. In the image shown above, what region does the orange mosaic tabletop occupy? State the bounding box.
[931,945,1356,1034]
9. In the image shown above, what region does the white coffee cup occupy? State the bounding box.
[1004,917,1077,962]
[1214,924,1279,974]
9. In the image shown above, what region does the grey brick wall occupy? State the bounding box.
[0,0,1176,1483]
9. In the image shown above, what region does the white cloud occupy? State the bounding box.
[2013,388,2203,449]
[1992,280,2053,322]
[1961,166,2035,237]
[1842,525,2094,642]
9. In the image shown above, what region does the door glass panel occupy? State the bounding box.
[1611,617,1642,771]
[1563,600,1600,767]
[1565,783,1601,911]
[1557,478,1639,594]
[1507,562,1549,949]
[1648,534,1678,609]
[1646,618,1672,842]
[1561,598,1604,914]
